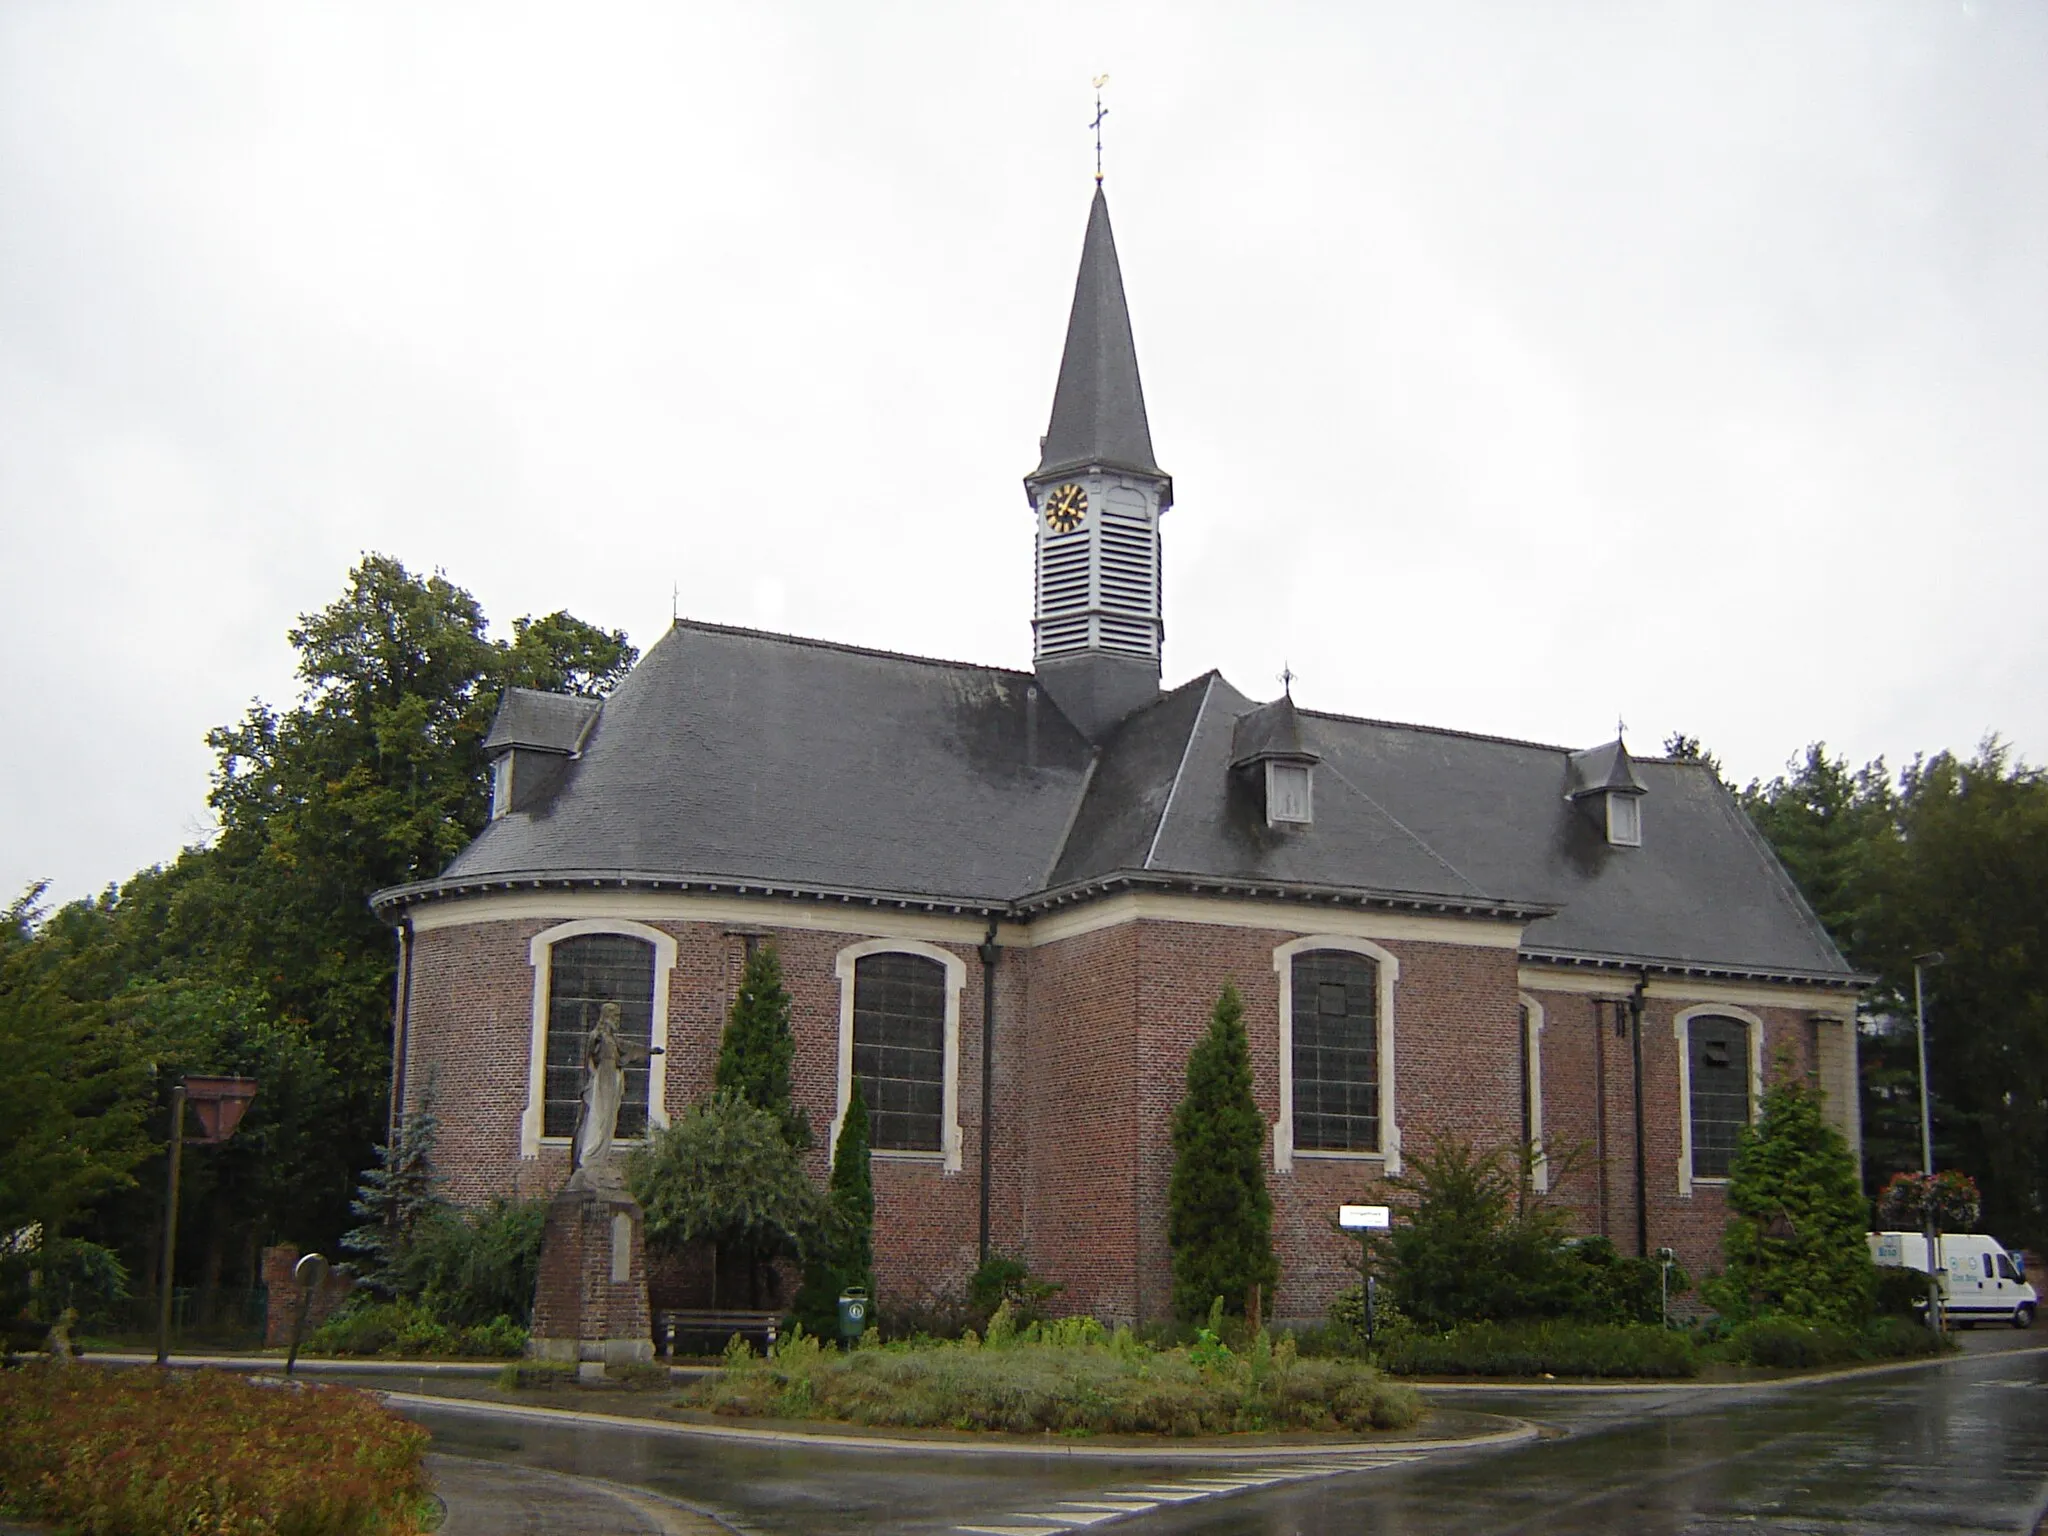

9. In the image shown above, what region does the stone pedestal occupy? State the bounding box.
[528,1171,654,1370]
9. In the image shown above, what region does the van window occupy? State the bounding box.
[1997,1254,2019,1282]
[1983,1254,1995,1279]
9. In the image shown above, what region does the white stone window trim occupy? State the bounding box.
[1673,1003,1764,1197]
[1519,993,1549,1194]
[832,938,966,1173]
[521,918,677,1160]
[1272,935,1401,1175]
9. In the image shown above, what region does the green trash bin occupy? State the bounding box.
[836,1287,869,1342]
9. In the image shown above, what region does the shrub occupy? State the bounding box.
[1714,1315,1946,1369]
[1874,1267,1933,1318]
[402,1198,547,1327]
[689,1322,1423,1435]
[1705,1074,1875,1328]
[965,1253,1063,1329]
[0,1361,430,1534]
[306,1297,526,1358]
[1377,1321,1698,1379]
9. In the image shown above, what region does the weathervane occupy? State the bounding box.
[1091,74,1110,185]
[1279,664,1296,699]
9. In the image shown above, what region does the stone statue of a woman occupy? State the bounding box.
[569,1002,661,1188]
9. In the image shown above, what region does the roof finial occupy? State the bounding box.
[1616,714,1627,741]
[1279,663,1296,699]
[1091,74,1110,186]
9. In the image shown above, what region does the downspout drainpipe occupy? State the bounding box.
[977,918,1001,1266]
[389,915,415,1142]
[1594,1003,1610,1239]
[1630,972,1650,1259]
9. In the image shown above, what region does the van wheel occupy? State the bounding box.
[2014,1303,2036,1330]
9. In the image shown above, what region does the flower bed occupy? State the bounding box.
[0,1361,431,1535]
[686,1318,1424,1436]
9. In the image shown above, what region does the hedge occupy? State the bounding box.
[1377,1321,1699,1379]
[0,1362,430,1535]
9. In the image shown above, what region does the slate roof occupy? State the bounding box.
[484,689,602,755]
[378,622,1857,987]
[1032,188,1165,485]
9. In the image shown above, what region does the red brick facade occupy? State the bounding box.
[399,895,1859,1327]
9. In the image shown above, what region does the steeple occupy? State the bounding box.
[1025,188,1173,743]
[1035,188,1170,496]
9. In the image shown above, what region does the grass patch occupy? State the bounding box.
[1377,1321,1699,1379]
[306,1298,527,1359]
[686,1319,1423,1436]
[0,1360,430,1534]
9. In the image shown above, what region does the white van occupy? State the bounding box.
[1868,1231,2037,1328]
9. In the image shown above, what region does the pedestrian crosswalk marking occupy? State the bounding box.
[954,1445,1434,1533]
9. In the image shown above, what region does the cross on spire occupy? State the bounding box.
[1091,74,1110,185]
[1279,663,1296,699]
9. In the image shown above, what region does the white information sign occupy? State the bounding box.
[1338,1204,1390,1230]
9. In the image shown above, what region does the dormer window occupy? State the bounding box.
[1566,736,1648,849]
[1607,792,1641,847]
[1268,761,1313,825]
[490,754,514,820]
[1232,692,1321,831]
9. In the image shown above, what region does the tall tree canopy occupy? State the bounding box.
[8,555,634,1313]
[1743,740,2048,1245]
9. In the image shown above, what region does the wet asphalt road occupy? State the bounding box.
[406,1336,2048,1535]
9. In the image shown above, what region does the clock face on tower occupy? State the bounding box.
[1044,483,1088,533]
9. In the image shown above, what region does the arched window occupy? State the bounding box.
[1685,1013,1753,1180]
[1290,949,1381,1153]
[852,951,948,1153]
[542,933,658,1141]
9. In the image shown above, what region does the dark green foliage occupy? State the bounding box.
[1707,1075,1876,1328]
[1167,984,1279,1322]
[630,1094,829,1308]
[342,1088,448,1297]
[966,1253,1063,1328]
[1378,1321,1698,1379]
[400,1199,548,1327]
[1377,1139,1690,1330]
[2,555,635,1313]
[715,944,808,1148]
[305,1296,527,1358]
[0,887,151,1248]
[1742,741,2048,1248]
[0,1236,130,1333]
[793,1080,877,1337]
[1712,1315,1944,1369]
[1874,1267,1933,1318]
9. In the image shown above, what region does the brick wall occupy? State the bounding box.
[400,899,1859,1328]
[260,1245,355,1348]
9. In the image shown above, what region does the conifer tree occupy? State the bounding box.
[341,1079,447,1296]
[792,1080,876,1338]
[715,944,808,1147]
[1706,1072,1876,1328]
[1168,983,1279,1322]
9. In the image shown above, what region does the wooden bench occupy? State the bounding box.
[657,1308,781,1358]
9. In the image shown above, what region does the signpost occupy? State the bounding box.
[1338,1206,1391,1342]
[156,1076,258,1366]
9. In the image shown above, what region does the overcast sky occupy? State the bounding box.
[4,2,2045,908]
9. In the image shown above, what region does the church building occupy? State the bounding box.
[373,185,1863,1325]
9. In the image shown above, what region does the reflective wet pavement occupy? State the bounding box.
[404,1338,2048,1534]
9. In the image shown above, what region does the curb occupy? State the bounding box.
[381,1388,1540,1462]
[1410,1340,2048,1394]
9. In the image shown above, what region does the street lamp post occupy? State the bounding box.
[1912,952,1945,1334]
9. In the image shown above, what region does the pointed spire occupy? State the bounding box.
[1034,187,1164,484]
